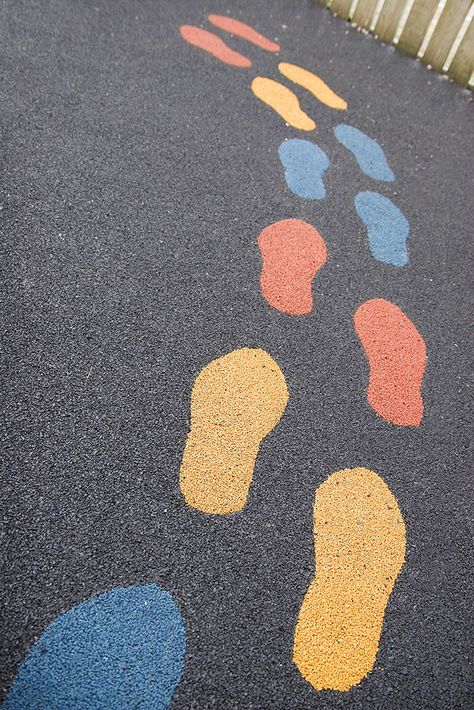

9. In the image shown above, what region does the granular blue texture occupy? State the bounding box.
[355,191,409,266]
[278,138,330,199]
[334,124,395,181]
[3,584,186,710]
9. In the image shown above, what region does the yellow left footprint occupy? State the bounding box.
[251,77,316,131]
[179,348,289,515]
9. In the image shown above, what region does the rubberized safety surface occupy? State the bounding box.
[1,1,473,708]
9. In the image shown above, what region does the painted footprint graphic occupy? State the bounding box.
[208,14,280,52]
[278,139,330,199]
[179,15,411,270]
[179,347,289,514]
[251,77,316,131]
[354,299,427,426]
[177,9,426,697]
[258,219,328,315]
[278,62,347,110]
[3,585,186,710]
[355,192,409,266]
[179,25,252,68]
[293,467,406,691]
[334,124,394,181]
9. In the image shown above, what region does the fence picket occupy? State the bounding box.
[397,0,440,55]
[328,0,355,20]
[448,13,474,84]
[353,0,380,28]
[423,0,472,70]
[374,0,408,42]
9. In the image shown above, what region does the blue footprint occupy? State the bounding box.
[334,124,394,182]
[3,584,186,710]
[355,191,409,266]
[278,138,330,199]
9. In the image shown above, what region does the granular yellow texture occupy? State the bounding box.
[278,62,347,110]
[251,77,316,131]
[293,467,406,691]
[179,348,289,515]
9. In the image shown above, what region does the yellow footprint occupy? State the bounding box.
[251,77,316,131]
[179,348,289,515]
[278,62,347,110]
[293,467,406,691]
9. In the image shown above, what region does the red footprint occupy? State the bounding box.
[354,299,427,426]
[258,219,327,316]
[179,26,252,68]
[208,14,280,52]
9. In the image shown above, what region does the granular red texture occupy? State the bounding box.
[179,26,252,68]
[258,219,327,316]
[208,15,280,52]
[354,298,427,426]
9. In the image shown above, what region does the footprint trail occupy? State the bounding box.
[334,124,394,181]
[279,139,330,199]
[293,467,406,691]
[251,77,316,130]
[208,14,280,52]
[179,348,289,514]
[3,585,186,710]
[279,62,347,110]
[259,219,327,315]
[180,25,252,68]
[354,298,426,426]
[355,191,409,266]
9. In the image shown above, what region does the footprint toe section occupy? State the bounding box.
[251,77,316,131]
[258,219,327,315]
[3,585,186,710]
[293,467,406,692]
[179,347,289,515]
[278,139,330,199]
[334,124,394,181]
[355,191,409,266]
[179,25,252,68]
[354,298,427,426]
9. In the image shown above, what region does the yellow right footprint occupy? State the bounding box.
[278,62,347,110]
[251,77,316,131]
[179,347,289,515]
[293,467,406,691]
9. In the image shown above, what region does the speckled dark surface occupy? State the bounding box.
[1,1,473,708]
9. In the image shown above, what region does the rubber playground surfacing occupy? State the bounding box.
[1,0,473,708]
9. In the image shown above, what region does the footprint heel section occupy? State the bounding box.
[293,467,406,692]
[179,347,289,515]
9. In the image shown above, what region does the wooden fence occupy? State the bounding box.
[315,0,474,88]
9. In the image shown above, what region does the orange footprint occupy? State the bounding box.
[258,219,327,315]
[179,25,252,68]
[208,14,280,52]
[179,348,289,515]
[293,467,406,691]
[354,298,427,426]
